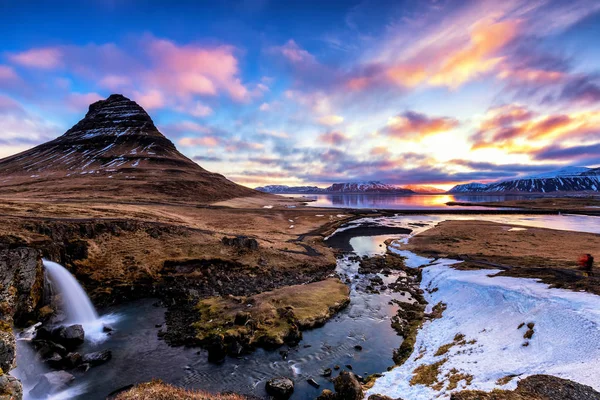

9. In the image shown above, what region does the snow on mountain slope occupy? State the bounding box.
[0,94,257,203]
[449,167,600,193]
[255,181,414,194]
[254,185,323,194]
[367,259,600,399]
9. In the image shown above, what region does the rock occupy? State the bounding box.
[354,345,363,351]
[33,340,67,358]
[34,326,52,341]
[0,374,22,400]
[234,312,250,326]
[102,325,113,333]
[307,378,320,388]
[30,371,75,397]
[43,352,64,369]
[334,365,340,370]
[316,389,335,400]
[333,371,363,400]
[345,364,353,370]
[368,395,399,400]
[206,338,227,363]
[0,330,16,375]
[266,377,294,399]
[52,324,85,350]
[82,350,112,367]
[222,236,259,251]
[77,363,91,373]
[321,368,332,377]
[63,352,83,369]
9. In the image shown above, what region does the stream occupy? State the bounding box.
[15,212,600,399]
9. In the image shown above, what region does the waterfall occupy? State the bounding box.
[43,260,99,324]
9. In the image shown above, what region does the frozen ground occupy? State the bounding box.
[367,258,600,399]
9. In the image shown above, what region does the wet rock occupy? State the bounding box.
[102,325,113,333]
[52,324,84,350]
[206,338,227,363]
[333,371,363,400]
[354,345,363,351]
[30,371,74,397]
[345,364,353,370]
[82,350,112,367]
[266,377,294,399]
[43,352,64,369]
[63,352,83,369]
[321,368,332,377]
[0,374,22,400]
[316,389,335,400]
[34,326,52,341]
[221,236,259,251]
[0,330,16,375]
[77,363,91,373]
[307,378,320,388]
[227,340,244,357]
[33,340,67,358]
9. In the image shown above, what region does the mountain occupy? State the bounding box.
[254,185,324,194]
[255,181,414,194]
[0,94,257,203]
[402,185,446,194]
[449,167,600,194]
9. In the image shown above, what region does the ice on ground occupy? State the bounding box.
[507,227,528,231]
[388,243,433,269]
[367,260,600,399]
[263,205,273,209]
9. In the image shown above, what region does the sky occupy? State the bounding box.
[1,0,600,190]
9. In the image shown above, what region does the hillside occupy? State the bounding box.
[0,94,257,204]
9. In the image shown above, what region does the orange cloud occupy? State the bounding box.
[428,19,520,88]
[9,47,62,69]
[385,111,459,138]
[386,64,428,87]
[318,115,344,126]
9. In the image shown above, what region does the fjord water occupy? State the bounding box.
[295,194,533,209]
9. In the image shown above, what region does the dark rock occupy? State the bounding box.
[102,325,113,333]
[234,312,250,326]
[266,377,294,399]
[77,363,91,373]
[82,350,112,367]
[517,374,600,400]
[227,340,244,357]
[345,364,353,370]
[222,236,259,251]
[321,368,332,377]
[333,371,363,400]
[52,324,84,350]
[334,365,340,370]
[206,338,227,363]
[354,345,363,351]
[33,340,67,358]
[63,352,82,369]
[279,350,288,360]
[307,378,320,388]
[34,326,52,341]
[368,395,399,400]
[43,352,64,369]
[30,371,75,397]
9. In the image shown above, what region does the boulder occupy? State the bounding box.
[52,325,84,350]
[63,352,83,369]
[0,330,16,374]
[0,374,22,400]
[33,340,67,358]
[316,389,335,400]
[368,395,401,400]
[221,236,259,251]
[30,371,74,397]
[82,350,112,367]
[43,352,64,369]
[266,377,294,399]
[333,371,363,400]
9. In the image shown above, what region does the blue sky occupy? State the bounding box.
[1,0,600,189]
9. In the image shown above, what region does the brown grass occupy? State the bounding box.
[410,359,447,386]
[114,380,246,400]
[193,278,350,346]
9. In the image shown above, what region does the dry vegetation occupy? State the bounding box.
[114,380,247,400]
[403,220,600,294]
[193,278,350,347]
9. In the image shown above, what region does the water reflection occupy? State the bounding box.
[292,194,535,210]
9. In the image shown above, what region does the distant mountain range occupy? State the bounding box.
[256,181,415,194]
[450,166,600,194]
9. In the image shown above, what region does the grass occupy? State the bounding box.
[114,380,247,400]
[410,359,447,387]
[434,333,466,357]
[446,368,474,390]
[192,278,350,347]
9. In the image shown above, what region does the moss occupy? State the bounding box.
[496,375,518,386]
[0,320,12,333]
[115,380,247,400]
[410,359,447,387]
[446,368,474,390]
[192,278,350,349]
[430,302,447,319]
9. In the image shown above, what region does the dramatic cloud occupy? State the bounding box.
[318,131,348,145]
[317,115,344,126]
[384,111,459,139]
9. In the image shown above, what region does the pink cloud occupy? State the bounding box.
[134,89,166,110]
[66,92,103,111]
[9,47,63,69]
[272,40,316,64]
[0,65,18,80]
[319,131,348,145]
[178,136,220,147]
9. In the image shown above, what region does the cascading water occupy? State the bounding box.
[43,260,99,324]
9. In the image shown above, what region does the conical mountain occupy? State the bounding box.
[0,94,257,203]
